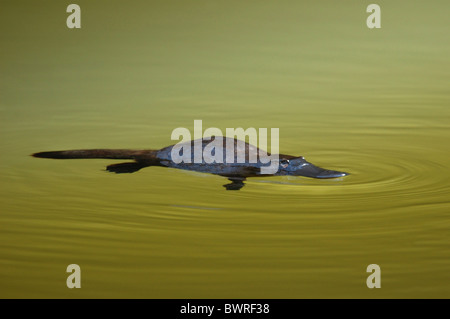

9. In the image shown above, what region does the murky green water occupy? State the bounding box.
[1,1,449,298]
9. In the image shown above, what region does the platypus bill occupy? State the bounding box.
[32,137,349,190]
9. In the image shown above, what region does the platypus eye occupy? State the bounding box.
[280,159,290,168]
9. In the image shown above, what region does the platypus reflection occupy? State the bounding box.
[32,137,348,190]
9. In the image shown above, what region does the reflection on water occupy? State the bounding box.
[0,0,449,298]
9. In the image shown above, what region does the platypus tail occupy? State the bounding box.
[32,149,150,160]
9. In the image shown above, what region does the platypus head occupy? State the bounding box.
[278,156,349,178]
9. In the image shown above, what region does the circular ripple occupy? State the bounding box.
[248,148,449,200]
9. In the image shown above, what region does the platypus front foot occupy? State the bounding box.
[223,177,246,191]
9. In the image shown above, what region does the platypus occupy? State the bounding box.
[32,137,348,190]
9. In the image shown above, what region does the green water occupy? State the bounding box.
[1,0,449,298]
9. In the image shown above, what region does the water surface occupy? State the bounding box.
[1,0,449,298]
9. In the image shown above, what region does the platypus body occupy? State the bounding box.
[33,137,348,190]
